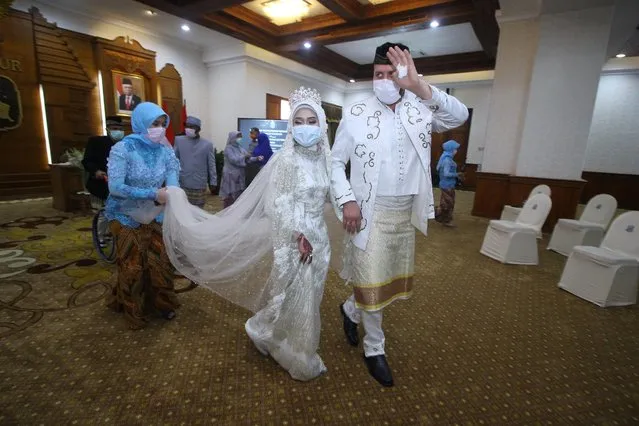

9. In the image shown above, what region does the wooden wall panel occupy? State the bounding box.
[42,85,95,162]
[1,7,181,201]
[62,29,104,139]
[94,36,158,126]
[471,172,509,218]
[460,163,478,189]
[0,9,50,197]
[31,9,98,163]
[158,64,183,137]
[266,93,284,120]
[581,171,639,211]
[472,174,586,232]
[508,176,585,232]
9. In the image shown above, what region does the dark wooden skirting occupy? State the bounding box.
[581,171,639,211]
[460,163,478,190]
[50,165,86,212]
[472,173,586,232]
[0,172,52,200]
[470,172,510,218]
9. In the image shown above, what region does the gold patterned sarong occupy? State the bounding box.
[346,205,415,311]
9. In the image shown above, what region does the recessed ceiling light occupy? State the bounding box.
[303,41,312,49]
[349,79,355,83]
[145,10,157,16]
[181,24,191,32]
[430,20,440,28]
[616,53,626,58]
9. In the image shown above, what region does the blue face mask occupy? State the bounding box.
[292,125,321,148]
[109,130,124,142]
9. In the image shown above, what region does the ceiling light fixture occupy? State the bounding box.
[262,0,311,24]
[303,41,312,49]
[181,24,191,32]
[616,53,626,58]
[418,74,423,77]
[145,10,157,16]
[349,79,355,83]
[430,20,440,28]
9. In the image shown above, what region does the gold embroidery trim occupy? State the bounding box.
[354,275,414,311]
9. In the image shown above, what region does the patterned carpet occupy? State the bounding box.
[0,191,637,425]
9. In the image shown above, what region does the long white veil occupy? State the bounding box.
[162,87,345,313]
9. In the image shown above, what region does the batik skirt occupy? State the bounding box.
[436,188,456,224]
[107,221,180,329]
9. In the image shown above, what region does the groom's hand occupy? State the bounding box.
[342,201,361,234]
[387,46,433,100]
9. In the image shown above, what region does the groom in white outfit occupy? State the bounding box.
[331,42,469,387]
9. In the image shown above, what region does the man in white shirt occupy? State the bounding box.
[331,42,469,387]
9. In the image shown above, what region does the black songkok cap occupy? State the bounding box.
[374,42,410,65]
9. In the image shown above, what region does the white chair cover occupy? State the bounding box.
[500,205,523,222]
[481,194,552,265]
[499,185,551,238]
[548,194,617,256]
[558,211,639,307]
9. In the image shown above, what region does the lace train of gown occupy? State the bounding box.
[245,146,330,381]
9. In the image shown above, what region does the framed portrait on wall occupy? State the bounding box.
[112,71,145,115]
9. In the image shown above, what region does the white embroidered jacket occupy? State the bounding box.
[331,85,469,250]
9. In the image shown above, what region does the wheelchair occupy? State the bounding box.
[92,206,116,264]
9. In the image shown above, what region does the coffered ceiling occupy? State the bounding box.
[134,0,501,81]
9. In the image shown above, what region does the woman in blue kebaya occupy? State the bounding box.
[105,102,181,329]
[435,140,463,228]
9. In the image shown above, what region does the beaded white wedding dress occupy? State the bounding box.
[162,87,342,381]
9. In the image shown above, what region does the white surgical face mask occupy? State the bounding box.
[147,127,166,143]
[235,137,242,144]
[373,79,401,105]
[292,125,321,148]
[185,128,197,138]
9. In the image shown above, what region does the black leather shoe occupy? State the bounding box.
[340,304,359,346]
[364,354,394,387]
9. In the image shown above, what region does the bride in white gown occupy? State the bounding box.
[161,87,341,381]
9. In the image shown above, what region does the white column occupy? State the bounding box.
[481,18,539,174]
[480,3,614,180]
[515,7,614,180]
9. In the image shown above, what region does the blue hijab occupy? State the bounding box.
[437,140,460,172]
[252,132,273,165]
[126,102,170,148]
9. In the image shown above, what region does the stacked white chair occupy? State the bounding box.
[547,194,617,256]
[500,184,552,222]
[480,193,552,265]
[558,211,639,307]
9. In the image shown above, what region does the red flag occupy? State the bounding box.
[162,101,175,145]
[180,101,187,134]
[115,75,123,98]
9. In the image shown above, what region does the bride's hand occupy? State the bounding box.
[155,188,168,205]
[297,234,313,264]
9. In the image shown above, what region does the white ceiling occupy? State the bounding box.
[326,23,484,65]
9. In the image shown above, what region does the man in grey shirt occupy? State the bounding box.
[174,116,217,208]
